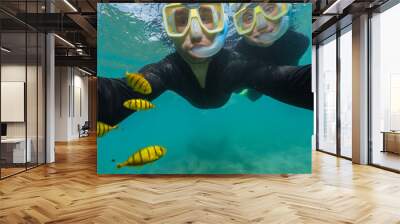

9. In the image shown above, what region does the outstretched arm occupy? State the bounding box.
[97,61,169,126]
[97,72,165,126]
[247,64,313,110]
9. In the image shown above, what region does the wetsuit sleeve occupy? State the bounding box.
[98,77,137,126]
[97,63,169,126]
[248,64,313,110]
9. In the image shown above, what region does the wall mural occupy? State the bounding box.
[97,3,313,174]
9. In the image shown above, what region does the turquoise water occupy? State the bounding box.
[97,3,313,174]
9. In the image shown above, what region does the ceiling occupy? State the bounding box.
[1,0,98,73]
[312,0,390,42]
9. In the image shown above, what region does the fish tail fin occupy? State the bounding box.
[116,161,127,169]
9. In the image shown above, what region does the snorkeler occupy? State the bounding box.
[98,3,312,126]
[232,3,311,102]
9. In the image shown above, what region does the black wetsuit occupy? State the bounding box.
[98,48,311,126]
[234,30,311,102]
[235,30,309,65]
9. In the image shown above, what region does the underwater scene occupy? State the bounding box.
[97,3,313,174]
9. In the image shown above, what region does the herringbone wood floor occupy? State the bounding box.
[1,136,400,224]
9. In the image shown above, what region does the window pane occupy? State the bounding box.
[371,3,400,171]
[340,28,352,158]
[1,31,27,177]
[318,36,337,154]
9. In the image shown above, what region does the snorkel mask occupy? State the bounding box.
[162,3,227,59]
[233,3,291,45]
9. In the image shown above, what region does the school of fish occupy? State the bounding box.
[98,72,166,168]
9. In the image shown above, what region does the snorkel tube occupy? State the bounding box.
[190,17,228,59]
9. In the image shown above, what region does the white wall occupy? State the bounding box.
[1,63,46,164]
[1,64,42,138]
[1,64,26,81]
[55,66,69,141]
[55,67,89,141]
[72,73,89,138]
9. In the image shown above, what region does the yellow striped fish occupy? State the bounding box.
[117,145,167,168]
[123,99,155,111]
[97,121,117,137]
[125,72,152,95]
